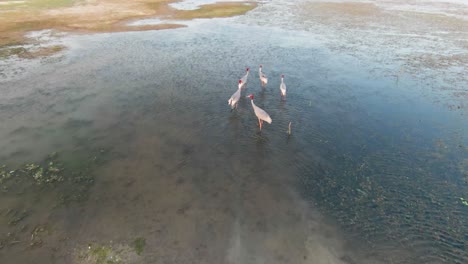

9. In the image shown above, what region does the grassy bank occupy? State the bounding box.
[0,0,257,56]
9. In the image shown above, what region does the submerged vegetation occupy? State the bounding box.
[460,197,468,206]
[0,151,99,196]
[0,149,110,251]
[77,244,123,264]
[76,241,143,264]
[0,45,65,59]
[133,237,146,256]
[298,141,468,262]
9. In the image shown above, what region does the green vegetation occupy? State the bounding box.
[175,3,256,20]
[1,153,65,187]
[460,197,468,206]
[0,47,27,58]
[0,149,110,198]
[299,143,468,261]
[77,240,144,264]
[87,244,122,264]
[0,0,75,10]
[0,45,65,59]
[28,0,76,9]
[133,237,146,255]
[0,149,110,251]
[0,0,256,54]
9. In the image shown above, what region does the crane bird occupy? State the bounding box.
[228,80,243,110]
[246,94,272,130]
[240,68,249,89]
[280,74,286,100]
[259,65,268,87]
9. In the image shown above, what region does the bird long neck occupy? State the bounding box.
[251,99,255,108]
[281,78,284,83]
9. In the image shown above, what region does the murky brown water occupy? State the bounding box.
[0,1,467,263]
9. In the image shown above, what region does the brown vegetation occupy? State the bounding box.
[0,0,256,55]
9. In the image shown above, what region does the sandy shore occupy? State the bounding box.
[0,0,256,53]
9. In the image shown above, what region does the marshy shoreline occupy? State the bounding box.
[0,0,467,263]
[0,0,257,58]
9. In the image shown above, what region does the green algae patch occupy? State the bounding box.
[75,242,142,264]
[0,47,28,58]
[460,198,468,206]
[89,245,121,264]
[0,148,110,253]
[80,244,123,264]
[1,153,65,188]
[0,148,111,205]
[174,2,257,20]
[133,237,146,255]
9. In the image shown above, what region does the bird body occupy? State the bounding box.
[280,74,286,99]
[259,65,268,87]
[240,68,249,88]
[247,94,272,130]
[228,80,243,109]
[252,100,272,124]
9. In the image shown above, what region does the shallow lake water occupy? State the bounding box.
[0,0,467,263]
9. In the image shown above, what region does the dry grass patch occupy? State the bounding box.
[302,2,381,17]
[0,0,256,51]
[173,2,257,20]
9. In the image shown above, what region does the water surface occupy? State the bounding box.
[0,0,467,263]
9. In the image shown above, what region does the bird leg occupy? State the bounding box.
[258,118,262,130]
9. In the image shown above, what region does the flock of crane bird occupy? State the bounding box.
[228,65,287,131]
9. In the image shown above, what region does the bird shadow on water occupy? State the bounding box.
[286,133,293,144]
[253,130,270,143]
[228,110,245,125]
[278,98,288,111]
[258,87,267,97]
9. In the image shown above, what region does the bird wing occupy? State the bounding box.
[259,69,266,78]
[280,83,286,94]
[253,104,272,124]
[228,89,241,108]
[241,72,248,83]
[233,89,241,101]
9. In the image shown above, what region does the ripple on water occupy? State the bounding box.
[0,2,467,262]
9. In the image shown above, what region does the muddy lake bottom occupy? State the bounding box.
[1,2,468,263]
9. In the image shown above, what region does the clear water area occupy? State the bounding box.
[1,7,467,264]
